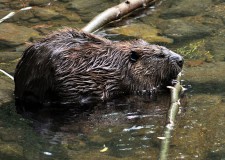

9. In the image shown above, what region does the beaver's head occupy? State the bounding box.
[121,40,183,94]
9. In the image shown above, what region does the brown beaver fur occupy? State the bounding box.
[14,28,183,106]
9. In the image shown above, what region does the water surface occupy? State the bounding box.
[0,0,224,159]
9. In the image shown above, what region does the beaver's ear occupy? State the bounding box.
[130,51,140,63]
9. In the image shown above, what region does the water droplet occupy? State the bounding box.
[43,152,52,156]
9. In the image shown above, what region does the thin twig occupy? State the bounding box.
[0,7,32,24]
[0,69,14,80]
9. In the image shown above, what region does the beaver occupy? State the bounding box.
[14,28,183,108]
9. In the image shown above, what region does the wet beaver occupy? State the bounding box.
[14,28,183,108]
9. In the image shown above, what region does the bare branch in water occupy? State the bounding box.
[159,72,184,160]
[82,0,158,33]
[0,69,14,80]
[0,7,32,24]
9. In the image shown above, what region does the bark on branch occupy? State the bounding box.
[82,0,157,33]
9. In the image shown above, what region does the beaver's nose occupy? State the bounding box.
[170,53,184,68]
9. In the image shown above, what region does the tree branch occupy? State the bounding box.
[0,69,14,80]
[82,0,157,33]
[0,7,32,24]
[159,73,184,160]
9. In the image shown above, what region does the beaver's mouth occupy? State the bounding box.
[166,62,183,82]
[134,72,181,94]
[132,88,157,96]
[161,69,181,87]
[128,61,183,97]
[130,76,179,97]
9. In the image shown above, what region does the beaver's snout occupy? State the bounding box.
[169,52,184,68]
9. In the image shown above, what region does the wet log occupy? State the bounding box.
[82,0,157,33]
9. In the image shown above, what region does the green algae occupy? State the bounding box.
[176,40,213,62]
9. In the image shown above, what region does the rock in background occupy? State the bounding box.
[0,23,39,48]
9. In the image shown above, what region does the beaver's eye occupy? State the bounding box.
[157,54,166,58]
[130,51,139,63]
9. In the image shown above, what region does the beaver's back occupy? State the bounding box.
[14,29,112,106]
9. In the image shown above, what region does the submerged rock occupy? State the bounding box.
[0,23,39,47]
[64,12,81,22]
[0,10,10,20]
[0,75,14,106]
[204,3,225,25]
[66,0,117,22]
[10,7,64,23]
[33,8,63,21]
[0,52,22,62]
[109,24,173,44]
[140,2,221,44]
[158,18,213,43]
[29,0,50,6]
[8,0,26,10]
[213,0,225,4]
[160,0,212,19]
[205,29,225,61]
[66,0,108,11]
[10,10,34,23]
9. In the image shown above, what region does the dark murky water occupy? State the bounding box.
[0,0,225,159]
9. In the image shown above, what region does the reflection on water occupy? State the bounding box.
[0,0,225,159]
[0,94,175,160]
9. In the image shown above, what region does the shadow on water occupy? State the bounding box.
[19,93,172,134]
[206,151,225,160]
[186,81,225,95]
[12,93,184,159]
[0,102,70,160]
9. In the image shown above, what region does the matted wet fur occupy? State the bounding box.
[14,28,183,107]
